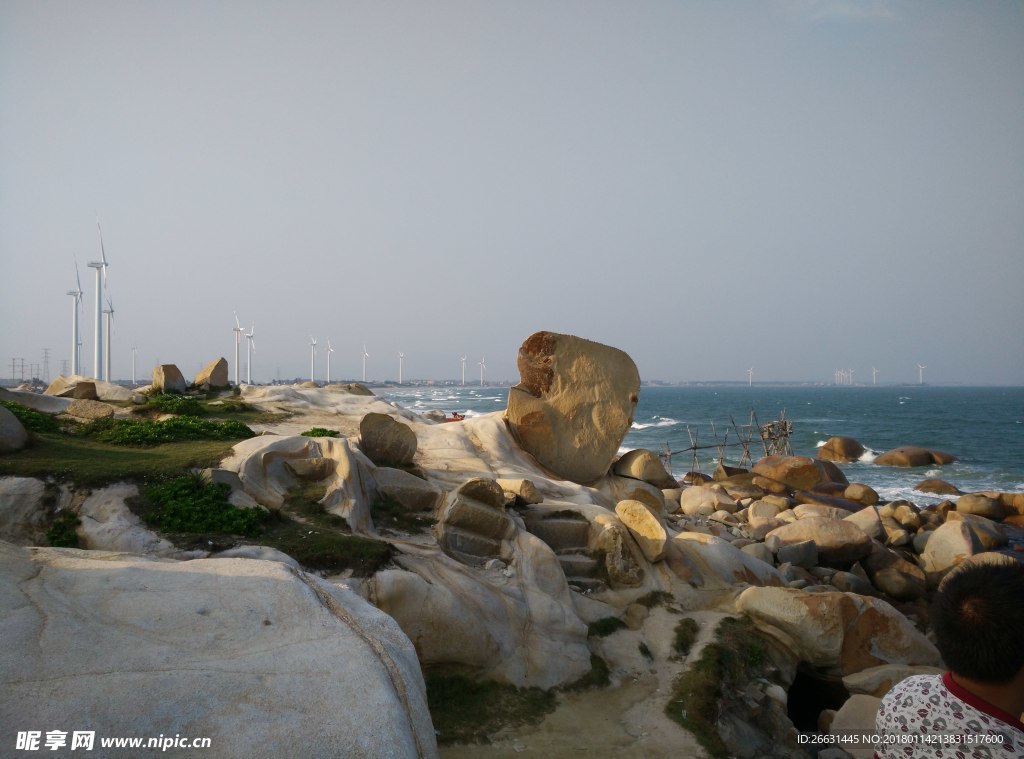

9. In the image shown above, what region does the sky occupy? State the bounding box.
[2,0,1022,386]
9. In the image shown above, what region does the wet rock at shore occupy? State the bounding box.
[505,331,640,484]
[817,436,865,462]
[359,412,417,467]
[875,445,956,467]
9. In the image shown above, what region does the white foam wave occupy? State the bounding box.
[859,448,878,463]
[632,416,680,430]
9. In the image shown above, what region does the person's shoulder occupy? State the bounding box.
[883,673,943,699]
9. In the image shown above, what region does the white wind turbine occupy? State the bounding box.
[460,355,467,386]
[747,367,754,386]
[917,364,927,385]
[478,356,486,387]
[362,344,369,383]
[871,367,878,385]
[245,324,255,384]
[87,220,109,380]
[310,336,318,383]
[398,352,405,385]
[326,339,334,384]
[232,314,244,386]
[103,297,115,382]
[131,346,138,387]
[67,263,83,376]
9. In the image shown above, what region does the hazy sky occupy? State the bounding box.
[2,1,1022,386]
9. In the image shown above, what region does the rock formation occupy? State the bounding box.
[0,406,28,453]
[152,363,187,393]
[505,331,640,484]
[194,357,229,389]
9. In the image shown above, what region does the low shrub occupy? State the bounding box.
[80,417,254,446]
[143,475,267,535]
[146,393,205,417]
[47,511,81,548]
[588,616,627,637]
[1,401,61,434]
[301,427,339,437]
[672,617,700,656]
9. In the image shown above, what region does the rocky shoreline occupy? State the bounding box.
[2,331,1021,758]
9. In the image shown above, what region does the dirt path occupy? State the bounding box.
[439,608,731,759]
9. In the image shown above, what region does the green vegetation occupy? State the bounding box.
[562,654,611,691]
[424,669,557,745]
[639,642,653,660]
[664,616,769,759]
[145,393,205,416]
[143,475,267,536]
[0,401,62,434]
[672,617,700,657]
[77,416,254,446]
[301,427,339,438]
[47,511,81,548]
[587,616,627,638]
[0,433,238,486]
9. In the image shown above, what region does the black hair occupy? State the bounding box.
[931,560,1024,683]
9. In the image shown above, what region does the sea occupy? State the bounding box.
[378,384,1024,505]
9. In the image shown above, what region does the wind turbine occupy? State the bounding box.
[747,367,753,386]
[87,220,109,381]
[103,297,114,382]
[310,336,317,383]
[131,346,138,387]
[849,369,855,386]
[398,352,404,385]
[478,356,486,387]
[460,355,467,386]
[872,367,878,385]
[362,344,369,383]
[66,263,83,376]
[917,364,927,385]
[326,339,333,384]
[232,314,244,386]
[245,324,255,384]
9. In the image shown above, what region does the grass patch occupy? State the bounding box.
[145,393,205,416]
[0,433,238,486]
[587,616,627,638]
[143,475,267,536]
[664,616,769,759]
[672,617,700,657]
[47,511,81,548]
[424,669,557,745]
[255,516,394,574]
[77,416,255,446]
[1,401,62,434]
[301,427,339,437]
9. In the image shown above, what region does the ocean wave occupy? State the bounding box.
[859,449,878,463]
[631,416,680,430]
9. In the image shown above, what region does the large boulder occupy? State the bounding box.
[505,331,640,484]
[920,519,983,582]
[152,364,187,393]
[614,499,667,562]
[0,541,438,758]
[435,479,515,566]
[44,375,98,400]
[954,492,1007,520]
[736,586,940,675]
[817,436,865,462]
[0,407,29,453]
[612,449,677,489]
[753,455,847,491]
[360,413,417,467]
[194,357,229,389]
[766,517,873,566]
[0,477,50,544]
